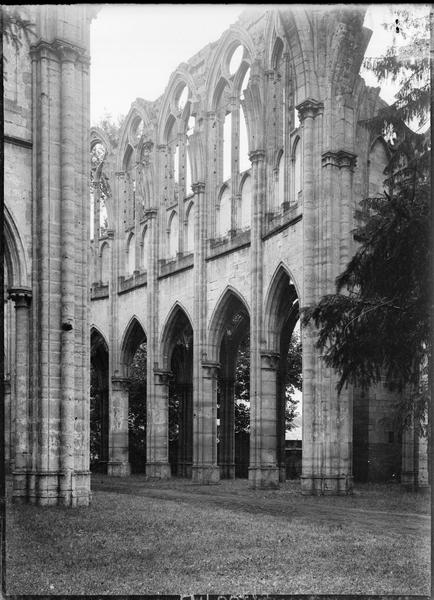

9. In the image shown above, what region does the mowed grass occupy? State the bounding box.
[6,477,431,596]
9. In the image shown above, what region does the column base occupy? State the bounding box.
[278,464,286,483]
[146,462,171,479]
[248,466,279,489]
[14,470,92,506]
[301,474,353,495]
[219,463,236,479]
[191,464,220,484]
[107,461,131,477]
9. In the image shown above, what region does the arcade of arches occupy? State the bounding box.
[4,5,428,506]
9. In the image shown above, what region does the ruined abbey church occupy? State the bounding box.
[4,5,427,506]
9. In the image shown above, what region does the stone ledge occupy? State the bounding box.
[262,203,302,240]
[158,253,194,279]
[90,282,109,300]
[207,229,251,261]
[118,270,147,294]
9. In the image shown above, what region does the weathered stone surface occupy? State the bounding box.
[5,6,426,504]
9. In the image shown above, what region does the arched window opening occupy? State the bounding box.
[272,38,284,71]
[229,45,244,76]
[185,203,194,253]
[293,138,302,203]
[177,85,189,112]
[240,67,250,101]
[239,104,250,173]
[215,294,250,479]
[90,141,110,241]
[218,187,231,237]
[131,118,145,145]
[165,308,193,478]
[239,176,251,229]
[90,329,109,472]
[223,112,232,182]
[187,116,195,137]
[168,211,179,258]
[126,233,135,275]
[141,227,148,270]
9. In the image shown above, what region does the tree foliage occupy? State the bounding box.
[303,8,430,433]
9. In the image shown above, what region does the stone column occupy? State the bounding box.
[249,149,279,489]
[145,204,171,479]
[191,175,220,484]
[9,287,32,502]
[192,362,220,483]
[219,376,236,479]
[28,33,92,506]
[107,377,131,476]
[147,369,172,477]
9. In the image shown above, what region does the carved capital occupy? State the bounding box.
[154,369,173,385]
[296,98,324,121]
[144,207,158,220]
[249,149,266,164]
[191,182,206,195]
[260,351,280,371]
[111,376,129,391]
[201,361,220,379]
[322,150,357,170]
[53,39,85,63]
[115,171,125,179]
[8,287,32,308]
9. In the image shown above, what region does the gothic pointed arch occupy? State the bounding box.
[4,205,29,288]
[207,286,250,362]
[116,99,153,171]
[157,67,199,146]
[205,24,256,112]
[160,302,194,370]
[120,316,147,377]
[263,263,300,353]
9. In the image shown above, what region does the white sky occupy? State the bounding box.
[90,4,407,126]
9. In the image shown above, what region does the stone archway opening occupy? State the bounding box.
[90,328,110,473]
[264,267,301,483]
[122,319,147,473]
[216,294,250,479]
[164,308,193,478]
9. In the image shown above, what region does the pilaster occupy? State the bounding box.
[107,377,131,476]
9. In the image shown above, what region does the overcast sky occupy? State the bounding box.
[90,4,403,126]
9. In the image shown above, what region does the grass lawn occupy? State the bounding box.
[6,476,431,596]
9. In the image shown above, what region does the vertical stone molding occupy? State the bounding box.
[146,369,172,478]
[192,361,220,484]
[249,351,280,489]
[248,149,277,489]
[9,288,32,502]
[219,377,236,479]
[107,377,131,476]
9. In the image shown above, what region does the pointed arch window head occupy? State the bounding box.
[229,45,244,76]
[177,85,189,112]
[218,187,231,237]
[240,67,250,101]
[131,117,145,145]
[239,176,252,230]
[168,211,179,258]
